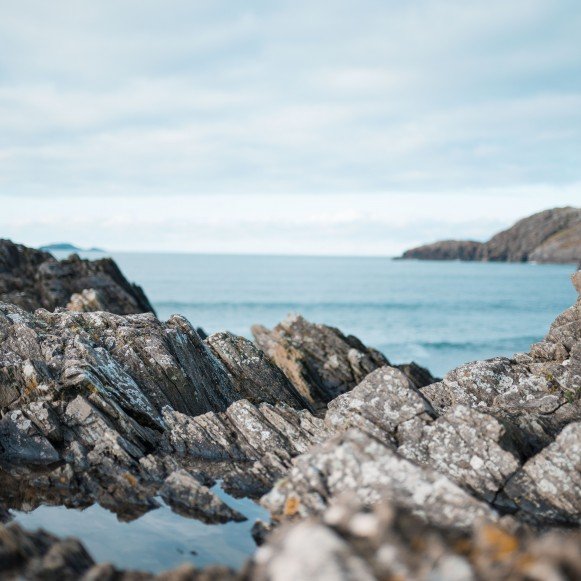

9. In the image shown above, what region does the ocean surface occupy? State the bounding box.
[106,253,577,378]
[14,252,577,573]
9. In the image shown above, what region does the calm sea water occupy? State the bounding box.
[107,253,577,378]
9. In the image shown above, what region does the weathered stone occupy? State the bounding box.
[398,406,520,502]
[325,366,436,445]
[503,422,581,525]
[159,470,246,524]
[249,500,581,581]
[0,409,59,464]
[261,429,498,531]
[0,239,154,315]
[252,315,436,408]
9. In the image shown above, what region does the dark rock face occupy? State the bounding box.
[252,315,437,409]
[401,206,581,263]
[401,239,484,261]
[0,239,154,315]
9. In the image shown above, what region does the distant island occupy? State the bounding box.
[400,206,581,264]
[39,242,105,253]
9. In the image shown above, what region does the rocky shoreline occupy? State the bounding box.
[0,241,579,580]
[400,206,581,263]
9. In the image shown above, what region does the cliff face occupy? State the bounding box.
[401,207,581,263]
[0,239,154,314]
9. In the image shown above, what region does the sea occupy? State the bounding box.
[106,252,577,378]
[11,252,578,572]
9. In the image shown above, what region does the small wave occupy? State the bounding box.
[383,336,541,352]
[153,300,526,311]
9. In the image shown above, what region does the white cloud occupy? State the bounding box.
[0,0,579,251]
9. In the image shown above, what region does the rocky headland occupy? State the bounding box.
[0,242,579,580]
[401,206,581,263]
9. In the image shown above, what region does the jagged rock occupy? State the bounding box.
[0,303,315,519]
[0,523,94,580]
[0,409,59,464]
[0,239,154,314]
[162,399,330,497]
[401,206,581,263]
[206,332,310,411]
[252,315,436,408]
[398,406,520,502]
[261,429,498,531]
[325,366,436,445]
[249,500,581,581]
[159,470,246,524]
[503,422,581,525]
[252,315,389,406]
[421,356,580,454]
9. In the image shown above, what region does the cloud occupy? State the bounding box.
[0,1,579,251]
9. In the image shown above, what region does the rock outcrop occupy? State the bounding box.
[0,239,154,314]
[1,271,580,579]
[0,304,316,520]
[401,206,581,263]
[252,315,437,409]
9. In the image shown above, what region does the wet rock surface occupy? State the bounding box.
[0,239,154,315]
[401,206,581,263]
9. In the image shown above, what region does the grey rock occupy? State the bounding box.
[261,429,498,531]
[252,315,436,408]
[325,366,436,445]
[398,405,520,502]
[503,422,581,525]
[0,523,94,580]
[0,409,59,464]
[159,470,246,524]
[0,238,154,314]
[249,500,581,581]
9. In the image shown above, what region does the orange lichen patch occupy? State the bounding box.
[454,538,473,555]
[283,496,300,517]
[479,524,519,560]
[123,472,138,487]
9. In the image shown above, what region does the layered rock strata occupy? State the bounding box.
[0,239,154,314]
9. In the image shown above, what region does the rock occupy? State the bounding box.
[159,470,246,524]
[0,239,154,314]
[252,315,437,408]
[0,523,94,580]
[206,332,311,411]
[0,303,315,519]
[401,239,484,261]
[324,366,436,445]
[0,409,59,465]
[503,422,581,525]
[261,429,498,531]
[421,356,580,455]
[249,500,581,581]
[398,406,520,503]
[400,206,581,263]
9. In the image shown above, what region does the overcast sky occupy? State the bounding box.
[1,0,580,254]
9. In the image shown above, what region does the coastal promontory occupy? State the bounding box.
[401,206,581,263]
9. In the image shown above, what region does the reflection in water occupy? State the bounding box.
[11,484,268,574]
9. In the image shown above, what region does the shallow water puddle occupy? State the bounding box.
[11,484,268,573]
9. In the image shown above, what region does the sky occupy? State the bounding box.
[1,0,580,255]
